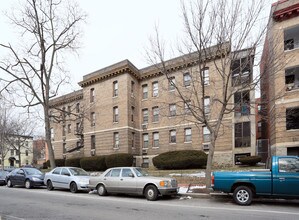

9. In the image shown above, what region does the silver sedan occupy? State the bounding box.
[44,167,90,193]
[88,167,178,201]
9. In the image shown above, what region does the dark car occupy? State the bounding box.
[6,168,44,189]
[0,170,9,186]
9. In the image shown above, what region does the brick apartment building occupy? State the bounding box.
[260,0,299,157]
[49,43,256,167]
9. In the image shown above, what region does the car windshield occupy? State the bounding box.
[133,167,149,177]
[25,168,42,175]
[69,168,89,176]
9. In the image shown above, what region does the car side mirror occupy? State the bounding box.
[64,173,70,176]
[128,173,134,178]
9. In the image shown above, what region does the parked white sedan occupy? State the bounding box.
[88,167,178,201]
[44,167,90,193]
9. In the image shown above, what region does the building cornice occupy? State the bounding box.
[49,89,83,107]
[273,2,299,22]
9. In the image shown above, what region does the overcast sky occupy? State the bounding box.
[1,0,274,96]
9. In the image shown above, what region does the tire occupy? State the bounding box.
[144,185,159,201]
[47,180,54,191]
[7,179,13,188]
[25,179,32,189]
[233,186,253,206]
[97,184,107,196]
[70,182,78,193]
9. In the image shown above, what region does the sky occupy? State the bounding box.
[1,0,187,94]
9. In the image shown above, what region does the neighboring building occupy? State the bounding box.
[260,0,299,157]
[49,43,256,167]
[33,139,49,167]
[0,135,33,167]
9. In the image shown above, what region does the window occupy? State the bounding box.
[202,68,209,85]
[10,149,14,156]
[131,106,135,122]
[76,103,80,113]
[113,106,119,123]
[76,123,80,133]
[285,66,299,91]
[122,168,134,177]
[185,100,191,114]
[62,107,66,120]
[284,25,299,50]
[152,106,159,122]
[153,132,159,148]
[169,77,175,91]
[142,84,148,99]
[67,105,71,115]
[62,125,66,136]
[152,81,158,97]
[286,107,299,130]
[235,122,251,147]
[63,143,66,154]
[91,135,96,150]
[203,126,211,143]
[204,97,210,115]
[279,157,299,173]
[25,150,28,156]
[183,72,191,87]
[185,128,192,142]
[111,168,121,177]
[143,133,149,148]
[131,81,135,95]
[142,108,149,124]
[131,132,135,148]
[90,88,95,103]
[231,58,251,86]
[113,132,119,148]
[67,124,71,133]
[169,130,176,143]
[50,127,54,140]
[113,81,118,97]
[61,168,70,176]
[91,112,95,126]
[169,104,176,116]
[234,91,250,116]
[16,150,19,155]
[53,168,61,175]
[258,121,262,132]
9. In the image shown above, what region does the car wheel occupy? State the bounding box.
[25,179,32,189]
[144,185,159,201]
[7,179,13,188]
[70,182,78,193]
[97,184,107,196]
[47,180,54,191]
[233,186,253,206]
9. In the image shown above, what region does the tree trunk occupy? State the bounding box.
[44,106,56,169]
[205,139,215,189]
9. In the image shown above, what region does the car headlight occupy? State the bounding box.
[32,177,41,181]
[159,180,171,187]
[78,178,89,185]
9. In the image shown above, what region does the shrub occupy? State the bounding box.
[238,156,262,166]
[80,156,107,171]
[65,157,81,167]
[55,159,66,167]
[153,150,207,170]
[105,153,133,168]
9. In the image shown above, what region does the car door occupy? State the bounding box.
[9,169,19,185]
[59,168,72,189]
[119,168,137,194]
[273,157,299,196]
[50,168,62,188]
[15,169,26,185]
[103,168,121,193]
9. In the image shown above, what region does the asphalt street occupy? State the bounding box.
[0,186,299,220]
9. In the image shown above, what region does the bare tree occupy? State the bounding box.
[146,0,271,188]
[0,0,86,169]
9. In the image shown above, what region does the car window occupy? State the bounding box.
[279,158,299,173]
[25,168,42,175]
[69,168,89,176]
[121,168,134,177]
[52,168,61,175]
[110,169,121,177]
[133,168,149,177]
[105,170,112,177]
[61,168,70,176]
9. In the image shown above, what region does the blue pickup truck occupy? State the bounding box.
[212,156,299,205]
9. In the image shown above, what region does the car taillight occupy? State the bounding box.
[211,174,214,187]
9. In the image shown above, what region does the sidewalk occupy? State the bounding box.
[177,183,227,198]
